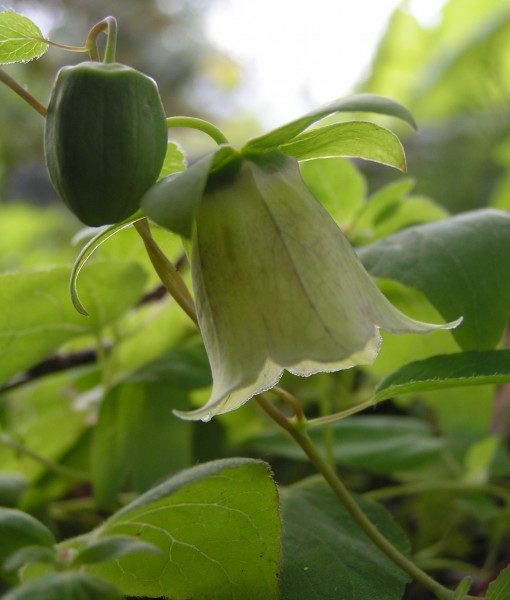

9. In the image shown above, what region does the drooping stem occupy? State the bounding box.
[255,394,480,600]
[85,16,117,63]
[0,434,88,481]
[166,116,229,145]
[0,68,47,117]
[134,219,198,325]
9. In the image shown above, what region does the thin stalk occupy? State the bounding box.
[134,219,197,325]
[42,39,89,53]
[166,116,229,145]
[0,434,87,481]
[255,394,479,600]
[306,396,376,427]
[271,386,305,423]
[365,479,510,505]
[0,68,47,117]
[84,16,117,63]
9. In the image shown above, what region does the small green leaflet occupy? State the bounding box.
[72,536,161,567]
[3,572,121,600]
[375,350,510,402]
[280,121,406,171]
[0,11,48,64]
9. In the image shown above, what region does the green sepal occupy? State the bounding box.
[0,508,55,564]
[69,211,145,316]
[280,121,406,171]
[243,93,416,152]
[141,145,238,238]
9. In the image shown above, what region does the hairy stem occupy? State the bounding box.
[134,219,197,325]
[0,68,47,117]
[255,394,479,600]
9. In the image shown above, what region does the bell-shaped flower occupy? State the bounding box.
[142,95,461,421]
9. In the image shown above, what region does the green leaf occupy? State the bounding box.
[487,565,510,599]
[359,209,510,350]
[3,572,121,600]
[84,459,280,599]
[280,480,409,600]
[3,545,56,571]
[0,261,147,386]
[69,213,145,316]
[244,93,416,151]
[0,473,27,507]
[73,536,161,566]
[299,157,366,228]
[92,348,205,503]
[142,146,234,238]
[0,508,55,563]
[280,121,406,171]
[0,11,47,64]
[252,416,444,475]
[375,350,510,402]
[158,141,186,180]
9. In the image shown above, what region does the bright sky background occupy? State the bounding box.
[207,0,446,127]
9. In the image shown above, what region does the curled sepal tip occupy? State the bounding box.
[70,212,145,315]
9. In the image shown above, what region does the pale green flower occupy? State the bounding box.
[142,96,461,421]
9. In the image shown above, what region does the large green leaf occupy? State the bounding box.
[280,121,406,171]
[0,11,47,64]
[280,480,409,600]
[487,565,510,600]
[244,94,416,151]
[85,459,280,599]
[0,261,146,386]
[252,416,445,475]
[92,344,210,504]
[359,209,510,350]
[376,350,510,402]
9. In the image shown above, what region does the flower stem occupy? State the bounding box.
[134,219,197,325]
[255,394,480,600]
[0,68,47,117]
[166,116,229,145]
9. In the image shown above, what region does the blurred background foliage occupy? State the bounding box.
[1,1,510,598]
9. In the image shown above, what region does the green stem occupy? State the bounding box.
[166,116,229,145]
[0,434,87,481]
[85,16,117,63]
[365,480,510,505]
[306,396,376,427]
[42,39,89,53]
[0,68,47,117]
[134,219,198,325]
[255,394,479,600]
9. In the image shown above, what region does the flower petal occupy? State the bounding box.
[175,159,460,421]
